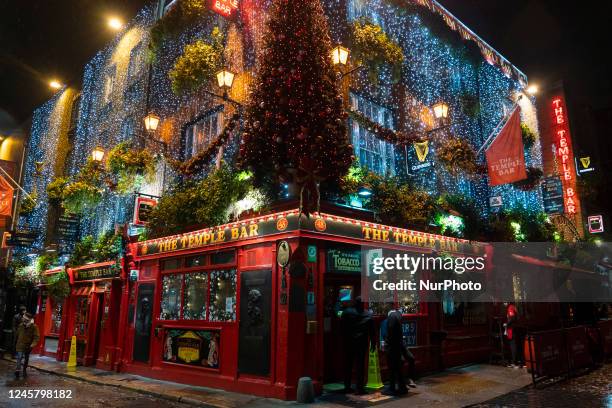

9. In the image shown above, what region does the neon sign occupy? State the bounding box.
[212,0,239,17]
[551,96,580,216]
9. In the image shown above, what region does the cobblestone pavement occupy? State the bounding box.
[0,358,186,407]
[471,363,612,408]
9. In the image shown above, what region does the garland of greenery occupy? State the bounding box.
[521,123,537,149]
[66,232,122,267]
[169,27,224,95]
[436,137,484,176]
[172,113,241,177]
[149,0,215,63]
[108,141,158,194]
[512,166,543,191]
[347,109,421,145]
[351,19,404,82]
[147,164,251,238]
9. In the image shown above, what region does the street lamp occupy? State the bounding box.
[144,112,160,132]
[432,102,449,121]
[49,80,63,90]
[216,69,235,90]
[91,147,105,163]
[357,185,373,197]
[526,85,538,95]
[108,17,123,31]
[331,45,350,66]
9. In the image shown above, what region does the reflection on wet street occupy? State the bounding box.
[0,359,184,407]
[473,363,612,408]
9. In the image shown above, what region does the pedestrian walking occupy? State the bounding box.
[504,302,523,368]
[14,312,39,379]
[382,307,416,396]
[341,296,375,395]
[12,305,27,354]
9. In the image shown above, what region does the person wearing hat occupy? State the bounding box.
[14,312,39,379]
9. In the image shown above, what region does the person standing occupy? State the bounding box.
[341,296,375,395]
[504,302,522,368]
[14,312,39,379]
[12,305,27,354]
[382,307,416,396]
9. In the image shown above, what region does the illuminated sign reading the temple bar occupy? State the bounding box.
[552,96,580,215]
[211,0,239,17]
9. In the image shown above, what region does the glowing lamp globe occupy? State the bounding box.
[331,45,350,66]
[91,147,105,163]
[144,112,160,132]
[216,70,235,89]
[432,102,449,120]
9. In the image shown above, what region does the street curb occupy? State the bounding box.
[1,355,217,407]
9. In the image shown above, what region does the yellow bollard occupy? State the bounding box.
[67,336,77,371]
[366,348,384,390]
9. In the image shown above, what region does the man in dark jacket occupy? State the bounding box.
[382,308,416,395]
[341,296,375,394]
[12,305,27,354]
[14,312,39,379]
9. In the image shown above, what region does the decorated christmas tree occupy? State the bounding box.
[239,0,354,214]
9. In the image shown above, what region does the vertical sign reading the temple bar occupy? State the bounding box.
[551,94,582,234]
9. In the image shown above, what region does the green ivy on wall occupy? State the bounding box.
[351,19,404,82]
[436,137,484,176]
[108,141,158,193]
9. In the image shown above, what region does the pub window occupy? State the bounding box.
[184,273,208,320]
[184,108,224,159]
[160,268,237,322]
[49,302,63,335]
[349,92,396,176]
[185,255,206,268]
[162,258,181,271]
[160,274,182,320]
[209,269,237,322]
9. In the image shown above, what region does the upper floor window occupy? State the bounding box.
[349,92,396,176]
[127,42,145,83]
[184,108,224,159]
[102,66,116,106]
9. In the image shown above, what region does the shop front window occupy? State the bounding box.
[74,297,89,337]
[160,268,237,322]
[184,273,208,320]
[161,274,182,320]
[210,270,237,322]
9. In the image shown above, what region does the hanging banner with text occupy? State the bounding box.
[486,109,527,186]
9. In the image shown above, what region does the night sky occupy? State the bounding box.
[1,0,611,125]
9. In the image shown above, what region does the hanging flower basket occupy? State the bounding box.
[436,137,481,176]
[108,142,158,193]
[521,123,537,149]
[62,181,104,214]
[512,166,543,191]
[18,192,38,216]
[351,19,404,82]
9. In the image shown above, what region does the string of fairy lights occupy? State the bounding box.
[20,0,544,258]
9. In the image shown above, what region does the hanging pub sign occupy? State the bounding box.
[588,215,604,234]
[210,0,239,18]
[163,329,220,369]
[541,177,565,215]
[6,230,39,247]
[485,109,527,186]
[576,157,594,175]
[134,196,157,225]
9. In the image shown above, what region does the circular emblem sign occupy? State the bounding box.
[277,241,291,268]
[276,217,288,231]
[314,218,327,232]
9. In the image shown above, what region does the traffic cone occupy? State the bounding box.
[366,348,384,389]
[67,336,77,371]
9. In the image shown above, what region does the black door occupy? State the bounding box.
[238,270,272,375]
[133,283,154,363]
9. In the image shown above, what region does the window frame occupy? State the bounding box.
[181,106,225,160]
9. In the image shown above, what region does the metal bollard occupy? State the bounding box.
[296,376,315,403]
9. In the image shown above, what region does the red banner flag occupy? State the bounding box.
[485,109,527,186]
[0,175,14,217]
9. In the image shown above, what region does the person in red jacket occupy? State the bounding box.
[504,302,522,368]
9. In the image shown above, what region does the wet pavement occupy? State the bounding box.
[472,363,612,408]
[0,359,185,407]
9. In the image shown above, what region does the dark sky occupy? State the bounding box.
[1,0,611,125]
